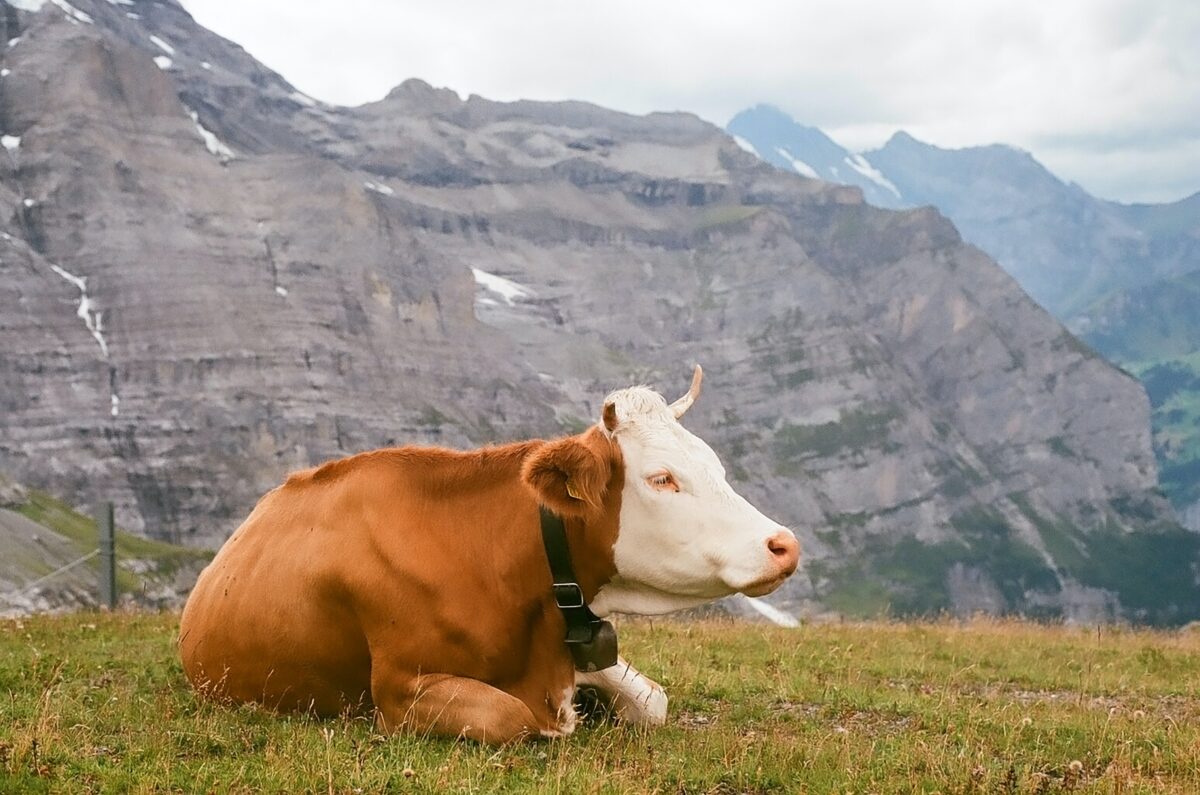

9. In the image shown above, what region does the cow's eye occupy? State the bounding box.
[646,472,680,492]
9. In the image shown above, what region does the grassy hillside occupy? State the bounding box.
[1131,353,1200,514]
[1079,274,1200,519]
[1,480,211,614]
[3,614,1200,793]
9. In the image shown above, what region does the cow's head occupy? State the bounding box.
[524,366,800,616]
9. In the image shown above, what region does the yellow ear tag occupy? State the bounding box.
[566,481,583,501]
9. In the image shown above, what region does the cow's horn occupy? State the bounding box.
[670,364,703,419]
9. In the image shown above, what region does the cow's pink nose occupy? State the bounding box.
[767,530,800,574]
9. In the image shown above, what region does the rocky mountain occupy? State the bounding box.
[728,105,1200,321]
[1,0,1196,622]
[728,105,1200,533]
[867,134,1200,321]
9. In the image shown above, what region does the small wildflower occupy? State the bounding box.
[1021,717,1032,727]
[1069,760,1083,773]
[1133,709,1145,719]
[402,767,415,778]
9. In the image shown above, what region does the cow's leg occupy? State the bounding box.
[575,656,668,726]
[372,670,544,743]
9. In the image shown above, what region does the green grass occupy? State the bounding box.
[4,614,1200,793]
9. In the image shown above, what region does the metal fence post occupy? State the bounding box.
[98,502,116,609]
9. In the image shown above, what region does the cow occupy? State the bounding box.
[178,366,799,743]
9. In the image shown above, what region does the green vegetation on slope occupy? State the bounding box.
[4,614,1200,793]
[9,488,210,595]
[1012,494,1200,621]
[812,498,1200,625]
[773,406,900,473]
[1124,354,1200,512]
[1081,273,1200,516]
[1082,274,1200,363]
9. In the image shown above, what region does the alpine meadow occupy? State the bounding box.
[2,0,1199,792]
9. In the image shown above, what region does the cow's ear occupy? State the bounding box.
[522,437,608,518]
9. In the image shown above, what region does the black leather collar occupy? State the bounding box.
[539,506,618,672]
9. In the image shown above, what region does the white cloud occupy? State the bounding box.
[179,0,1199,203]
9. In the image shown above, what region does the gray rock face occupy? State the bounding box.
[725,104,1200,556]
[0,0,1194,621]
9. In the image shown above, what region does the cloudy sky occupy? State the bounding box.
[182,0,1198,204]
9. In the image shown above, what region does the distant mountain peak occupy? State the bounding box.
[731,103,803,125]
[883,130,921,148]
[382,78,463,113]
[727,104,906,208]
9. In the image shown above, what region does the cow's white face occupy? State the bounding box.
[589,367,800,616]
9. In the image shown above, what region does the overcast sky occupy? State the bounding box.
[181,0,1198,204]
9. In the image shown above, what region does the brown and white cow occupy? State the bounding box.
[179,366,799,743]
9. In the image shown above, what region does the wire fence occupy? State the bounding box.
[3,502,115,607]
[5,549,99,598]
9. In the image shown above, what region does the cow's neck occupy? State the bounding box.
[557,429,623,604]
[561,509,620,603]
[559,513,616,604]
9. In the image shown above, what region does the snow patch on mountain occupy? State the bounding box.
[48,264,109,359]
[363,181,394,196]
[471,268,533,306]
[774,147,818,179]
[185,108,235,161]
[289,91,317,108]
[732,135,759,158]
[153,56,172,70]
[148,35,176,56]
[2,135,20,153]
[49,0,92,24]
[739,594,800,627]
[844,153,902,199]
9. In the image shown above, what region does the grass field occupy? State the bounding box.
[3,614,1200,793]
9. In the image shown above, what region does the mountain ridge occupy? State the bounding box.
[728,103,1200,532]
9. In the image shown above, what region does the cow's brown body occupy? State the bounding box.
[179,429,624,741]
